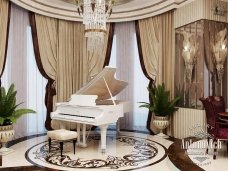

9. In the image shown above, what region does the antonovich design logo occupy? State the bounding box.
[181,123,222,167]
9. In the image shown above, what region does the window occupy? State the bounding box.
[1,25,47,138]
[26,27,47,135]
[109,22,149,132]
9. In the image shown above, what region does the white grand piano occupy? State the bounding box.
[51,67,130,152]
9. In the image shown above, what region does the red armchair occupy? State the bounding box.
[199,96,228,159]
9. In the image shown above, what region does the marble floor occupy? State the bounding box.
[0,131,228,171]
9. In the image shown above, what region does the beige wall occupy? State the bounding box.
[174,0,228,28]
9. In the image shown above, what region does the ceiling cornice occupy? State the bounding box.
[10,0,194,22]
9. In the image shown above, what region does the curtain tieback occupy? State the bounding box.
[52,81,56,89]
[52,81,56,95]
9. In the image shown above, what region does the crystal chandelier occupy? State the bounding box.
[76,0,115,53]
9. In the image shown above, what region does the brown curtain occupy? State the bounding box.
[136,10,174,134]
[29,13,56,130]
[30,12,114,130]
[103,23,115,67]
[0,0,10,86]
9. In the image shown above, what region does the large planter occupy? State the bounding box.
[153,116,169,138]
[0,125,15,155]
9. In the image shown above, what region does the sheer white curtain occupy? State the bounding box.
[26,27,47,135]
[110,22,149,131]
[1,4,47,138]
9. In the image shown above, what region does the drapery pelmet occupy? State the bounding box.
[30,12,114,130]
[0,0,11,86]
[135,10,175,134]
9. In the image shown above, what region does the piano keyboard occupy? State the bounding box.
[59,113,95,119]
[52,113,96,124]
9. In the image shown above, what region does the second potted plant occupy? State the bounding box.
[139,83,180,138]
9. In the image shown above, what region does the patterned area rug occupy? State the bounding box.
[25,133,168,171]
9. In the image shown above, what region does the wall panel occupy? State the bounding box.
[175,0,228,28]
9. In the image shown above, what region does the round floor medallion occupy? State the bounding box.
[25,133,167,171]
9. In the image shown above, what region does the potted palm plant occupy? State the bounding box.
[139,83,180,138]
[0,84,36,155]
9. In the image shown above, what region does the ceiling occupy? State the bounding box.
[10,0,194,22]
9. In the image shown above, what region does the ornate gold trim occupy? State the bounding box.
[0,125,13,131]
[84,29,107,34]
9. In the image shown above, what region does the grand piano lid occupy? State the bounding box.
[75,67,128,100]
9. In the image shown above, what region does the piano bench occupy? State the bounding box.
[47,129,77,157]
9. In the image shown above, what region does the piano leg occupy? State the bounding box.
[77,123,87,148]
[99,124,108,153]
[116,119,121,135]
[77,123,81,146]
[82,124,87,147]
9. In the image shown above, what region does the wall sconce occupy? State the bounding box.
[182,31,198,83]
[212,1,227,16]
[212,28,228,83]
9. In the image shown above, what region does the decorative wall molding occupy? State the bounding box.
[174,0,228,28]
[10,0,192,22]
[170,107,206,139]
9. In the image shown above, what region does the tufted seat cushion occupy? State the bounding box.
[47,129,77,157]
[47,129,77,140]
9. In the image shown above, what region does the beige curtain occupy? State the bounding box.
[56,21,111,129]
[138,16,160,81]
[138,11,174,97]
[0,0,10,79]
[35,16,111,102]
[57,20,87,102]
[161,11,175,97]
[31,14,58,130]
[33,14,112,129]
[35,14,57,81]
[137,11,174,134]
[87,24,111,79]
[57,21,111,102]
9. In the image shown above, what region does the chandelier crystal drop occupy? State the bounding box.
[76,0,115,53]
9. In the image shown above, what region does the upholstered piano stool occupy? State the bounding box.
[47,129,77,157]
